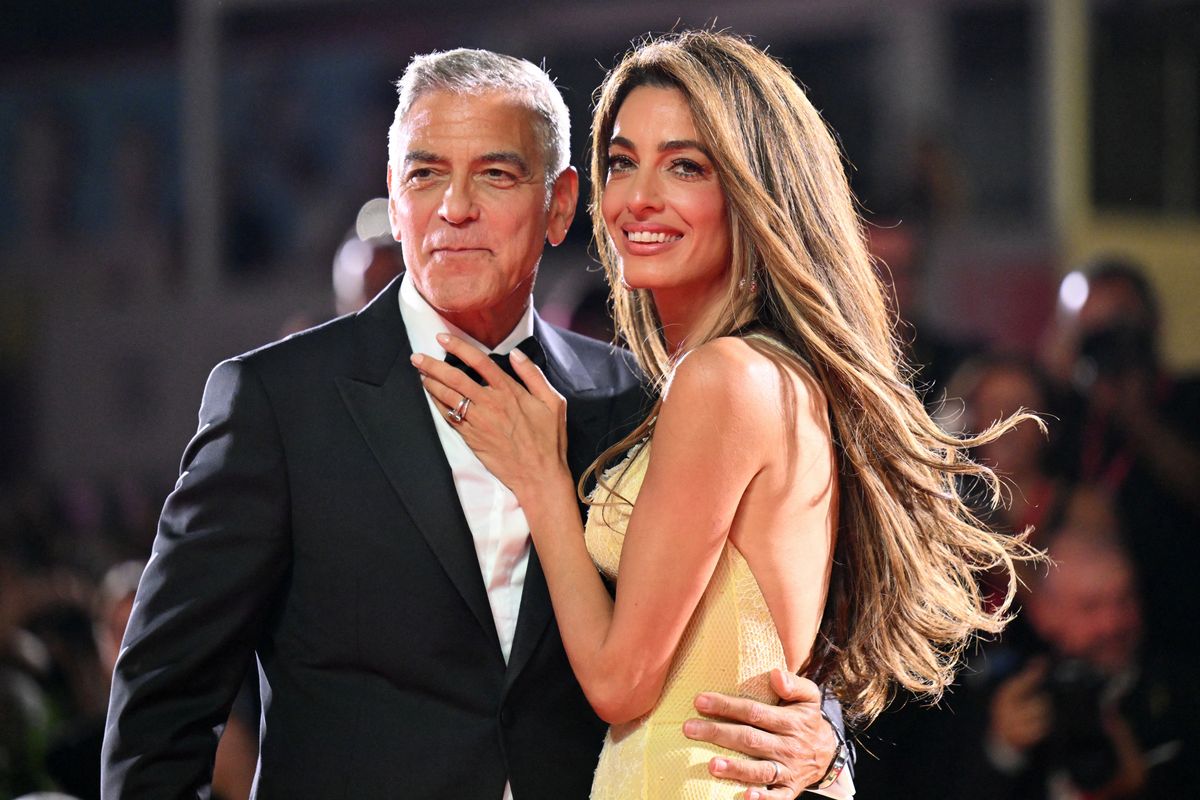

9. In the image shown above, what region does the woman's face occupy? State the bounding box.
[601,85,731,302]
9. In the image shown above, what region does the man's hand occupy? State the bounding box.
[683,669,839,799]
[988,658,1051,753]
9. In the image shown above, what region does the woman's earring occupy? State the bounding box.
[739,274,759,294]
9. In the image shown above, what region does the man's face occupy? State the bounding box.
[387,90,576,341]
[1031,546,1142,674]
[1077,279,1151,338]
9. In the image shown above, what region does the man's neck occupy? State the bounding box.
[441,307,530,350]
[400,273,535,353]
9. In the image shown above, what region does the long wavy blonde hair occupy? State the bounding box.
[584,30,1040,725]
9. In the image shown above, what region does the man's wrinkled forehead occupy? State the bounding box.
[399,90,542,160]
[401,88,537,132]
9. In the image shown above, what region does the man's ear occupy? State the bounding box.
[546,166,579,247]
[386,165,402,242]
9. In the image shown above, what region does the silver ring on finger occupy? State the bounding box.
[766,759,781,787]
[447,396,471,424]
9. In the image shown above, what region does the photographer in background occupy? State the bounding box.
[1042,258,1200,660]
[960,517,1198,799]
[1065,260,1200,515]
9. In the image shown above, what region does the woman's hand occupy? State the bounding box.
[411,333,569,503]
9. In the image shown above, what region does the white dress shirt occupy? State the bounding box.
[398,274,532,800]
[399,273,534,664]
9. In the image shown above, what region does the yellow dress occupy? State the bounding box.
[584,440,788,799]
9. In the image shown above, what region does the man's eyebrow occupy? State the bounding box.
[479,151,531,176]
[403,149,442,164]
[607,136,710,157]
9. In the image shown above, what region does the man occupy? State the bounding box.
[1042,258,1200,661]
[102,50,850,798]
[958,517,1198,798]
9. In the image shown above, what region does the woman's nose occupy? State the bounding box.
[625,169,664,216]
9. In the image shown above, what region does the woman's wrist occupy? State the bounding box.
[517,467,576,528]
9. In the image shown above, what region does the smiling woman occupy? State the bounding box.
[585,28,1042,734]
[602,86,732,351]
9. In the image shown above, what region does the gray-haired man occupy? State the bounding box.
[102,49,850,798]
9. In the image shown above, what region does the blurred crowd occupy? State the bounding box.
[855,255,1200,798]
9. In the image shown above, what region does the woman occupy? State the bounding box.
[415,31,1036,799]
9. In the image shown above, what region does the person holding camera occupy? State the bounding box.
[1041,258,1200,665]
[960,517,1198,799]
[1063,260,1200,516]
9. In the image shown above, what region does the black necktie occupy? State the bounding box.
[443,335,548,388]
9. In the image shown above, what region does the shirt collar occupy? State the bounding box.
[398,271,535,360]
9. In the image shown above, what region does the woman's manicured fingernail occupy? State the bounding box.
[410,354,424,366]
[746,791,760,800]
[683,720,700,738]
[695,694,713,712]
[712,758,727,773]
[436,333,450,344]
[510,348,528,363]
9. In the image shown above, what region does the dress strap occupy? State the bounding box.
[741,330,813,370]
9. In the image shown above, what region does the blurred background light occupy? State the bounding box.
[1058,270,1089,313]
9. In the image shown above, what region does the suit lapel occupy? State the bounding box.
[505,317,607,686]
[336,279,503,659]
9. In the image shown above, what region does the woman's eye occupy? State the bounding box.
[669,159,705,178]
[607,154,635,174]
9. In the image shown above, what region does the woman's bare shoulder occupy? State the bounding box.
[661,336,822,431]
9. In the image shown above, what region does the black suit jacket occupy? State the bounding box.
[101,277,648,799]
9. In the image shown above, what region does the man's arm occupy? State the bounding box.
[684,670,855,799]
[102,358,290,798]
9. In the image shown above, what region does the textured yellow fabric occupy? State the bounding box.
[584,440,787,799]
